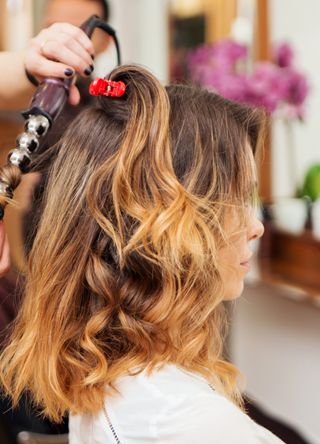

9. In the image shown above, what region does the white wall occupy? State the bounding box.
[96,0,169,83]
[231,283,320,444]
[231,3,320,444]
[3,0,33,50]
[270,0,320,197]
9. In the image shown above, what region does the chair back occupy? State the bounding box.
[17,431,69,444]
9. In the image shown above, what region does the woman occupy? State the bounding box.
[0,22,95,110]
[0,65,284,443]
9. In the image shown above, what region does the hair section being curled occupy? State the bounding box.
[0,164,21,212]
[0,114,50,218]
[0,65,265,422]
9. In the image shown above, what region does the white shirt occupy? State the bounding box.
[69,364,285,444]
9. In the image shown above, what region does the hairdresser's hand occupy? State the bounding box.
[0,223,10,276]
[24,22,95,105]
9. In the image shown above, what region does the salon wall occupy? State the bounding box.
[231,3,320,443]
[270,0,320,197]
[231,282,320,444]
[1,0,33,50]
[96,0,169,82]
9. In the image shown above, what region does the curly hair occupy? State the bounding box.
[0,65,265,422]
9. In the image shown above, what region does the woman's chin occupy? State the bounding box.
[222,280,244,301]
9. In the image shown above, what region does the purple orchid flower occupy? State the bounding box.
[188,39,309,119]
[273,42,294,68]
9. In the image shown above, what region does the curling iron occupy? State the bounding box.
[0,15,121,219]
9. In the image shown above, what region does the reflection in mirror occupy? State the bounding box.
[168,0,256,82]
[169,6,205,81]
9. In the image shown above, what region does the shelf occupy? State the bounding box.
[258,223,320,297]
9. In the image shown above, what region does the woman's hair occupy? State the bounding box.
[0,65,265,422]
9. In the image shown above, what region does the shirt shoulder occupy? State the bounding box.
[69,365,285,444]
[157,393,284,444]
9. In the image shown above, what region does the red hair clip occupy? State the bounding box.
[89,78,126,98]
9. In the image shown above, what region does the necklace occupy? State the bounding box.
[103,404,122,444]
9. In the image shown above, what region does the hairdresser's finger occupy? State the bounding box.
[25,53,76,80]
[58,32,93,68]
[68,85,80,106]
[38,40,93,77]
[0,235,11,276]
[49,22,94,56]
[0,224,10,276]
[38,29,94,68]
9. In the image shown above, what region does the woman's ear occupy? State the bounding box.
[0,223,11,276]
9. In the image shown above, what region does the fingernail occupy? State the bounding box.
[84,65,94,76]
[64,68,74,77]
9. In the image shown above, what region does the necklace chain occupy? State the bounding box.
[103,405,122,444]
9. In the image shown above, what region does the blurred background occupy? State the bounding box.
[0,1,320,443]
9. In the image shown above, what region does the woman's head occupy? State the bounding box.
[165,83,265,300]
[0,65,265,421]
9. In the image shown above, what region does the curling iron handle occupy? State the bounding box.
[80,14,99,38]
[23,78,72,123]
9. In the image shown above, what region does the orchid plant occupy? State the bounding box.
[188,40,309,121]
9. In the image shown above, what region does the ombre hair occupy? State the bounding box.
[0,65,265,422]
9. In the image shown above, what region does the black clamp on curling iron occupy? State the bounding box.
[0,15,121,219]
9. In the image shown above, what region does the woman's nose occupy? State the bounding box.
[249,216,264,241]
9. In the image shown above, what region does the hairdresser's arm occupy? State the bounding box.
[0,223,10,276]
[0,22,95,110]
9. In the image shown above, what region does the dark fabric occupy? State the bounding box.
[0,275,68,443]
[0,395,68,444]
[244,396,310,444]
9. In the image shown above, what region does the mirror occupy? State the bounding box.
[169,0,238,82]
